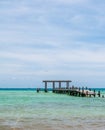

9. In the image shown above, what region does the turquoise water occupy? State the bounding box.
[0,89,105,130]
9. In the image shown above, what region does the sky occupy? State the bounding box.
[0,0,105,88]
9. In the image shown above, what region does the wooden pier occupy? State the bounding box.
[42,80,101,97]
[53,88,100,97]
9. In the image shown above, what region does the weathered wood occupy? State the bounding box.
[53,88,100,98]
[42,80,101,98]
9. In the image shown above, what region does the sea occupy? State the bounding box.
[0,88,105,130]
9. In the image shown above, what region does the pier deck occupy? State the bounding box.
[53,88,97,97]
[42,80,101,97]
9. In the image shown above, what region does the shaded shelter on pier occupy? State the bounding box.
[43,80,72,92]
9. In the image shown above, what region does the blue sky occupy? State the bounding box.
[0,0,105,88]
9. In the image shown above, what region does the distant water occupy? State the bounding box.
[0,88,105,130]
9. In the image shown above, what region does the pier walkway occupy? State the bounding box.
[53,88,99,97]
[42,80,101,97]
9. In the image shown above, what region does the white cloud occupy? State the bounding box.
[0,0,105,87]
[1,43,105,68]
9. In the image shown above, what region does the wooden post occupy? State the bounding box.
[72,85,74,90]
[98,91,100,97]
[102,95,104,98]
[36,88,40,93]
[52,81,55,92]
[45,81,48,92]
[66,81,69,89]
[79,87,81,97]
[82,87,84,97]
[59,81,61,89]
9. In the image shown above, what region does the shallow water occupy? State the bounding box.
[0,90,105,130]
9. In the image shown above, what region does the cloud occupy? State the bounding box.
[0,0,105,87]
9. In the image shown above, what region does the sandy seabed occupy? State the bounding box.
[0,121,105,130]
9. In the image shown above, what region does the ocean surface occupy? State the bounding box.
[0,88,105,130]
